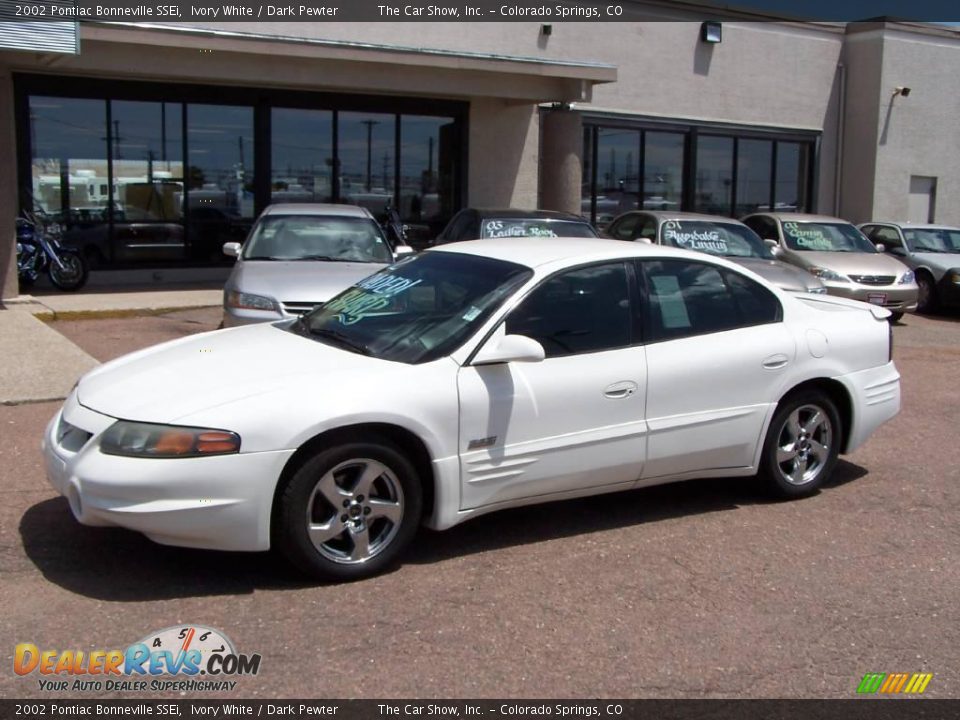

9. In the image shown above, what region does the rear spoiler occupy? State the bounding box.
[795,293,892,320]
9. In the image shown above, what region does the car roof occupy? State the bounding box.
[748,212,852,224]
[469,208,591,222]
[260,203,375,219]
[861,221,960,231]
[429,236,711,269]
[622,210,747,225]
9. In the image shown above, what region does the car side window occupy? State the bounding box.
[872,226,903,248]
[505,262,633,358]
[437,211,470,244]
[744,216,778,241]
[608,215,640,241]
[638,218,658,242]
[642,259,782,341]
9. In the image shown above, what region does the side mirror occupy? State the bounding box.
[875,243,886,253]
[394,244,415,259]
[763,238,779,248]
[472,334,545,366]
[222,242,241,258]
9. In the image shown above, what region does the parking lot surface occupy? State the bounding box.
[1,310,957,699]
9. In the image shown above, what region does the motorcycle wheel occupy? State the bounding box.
[48,252,89,291]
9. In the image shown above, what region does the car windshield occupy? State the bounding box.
[291,251,533,364]
[782,221,876,253]
[660,220,774,259]
[242,214,393,263]
[903,228,960,253]
[480,218,598,239]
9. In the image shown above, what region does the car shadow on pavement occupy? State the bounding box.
[20,460,867,599]
[404,458,868,566]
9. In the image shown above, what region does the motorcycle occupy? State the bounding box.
[16,211,89,291]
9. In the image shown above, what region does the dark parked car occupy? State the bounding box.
[432,208,599,245]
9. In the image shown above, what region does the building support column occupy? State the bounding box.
[540,106,582,215]
[0,67,19,302]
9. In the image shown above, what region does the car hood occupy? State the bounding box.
[910,251,960,272]
[228,259,387,303]
[729,257,822,292]
[786,251,909,276]
[76,322,395,423]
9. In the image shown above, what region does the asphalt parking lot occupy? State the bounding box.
[1,308,958,699]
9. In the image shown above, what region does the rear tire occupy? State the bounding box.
[759,391,841,498]
[274,439,422,581]
[888,312,903,323]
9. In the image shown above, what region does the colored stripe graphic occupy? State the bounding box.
[858,672,933,694]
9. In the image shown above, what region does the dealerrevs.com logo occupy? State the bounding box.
[14,625,262,693]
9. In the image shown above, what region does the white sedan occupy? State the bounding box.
[43,238,901,581]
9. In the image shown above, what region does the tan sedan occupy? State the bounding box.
[742,213,918,321]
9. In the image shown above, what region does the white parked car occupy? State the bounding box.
[43,238,901,581]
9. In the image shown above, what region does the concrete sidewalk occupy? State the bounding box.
[0,285,221,404]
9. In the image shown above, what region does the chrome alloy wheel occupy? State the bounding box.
[305,458,405,565]
[775,404,833,486]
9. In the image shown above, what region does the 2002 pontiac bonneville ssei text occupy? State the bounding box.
[42,238,901,581]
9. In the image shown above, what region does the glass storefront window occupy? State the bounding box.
[643,132,684,211]
[736,139,773,216]
[595,128,640,228]
[399,115,456,236]
[694,135,734,216]
[186,104,254,262]
[775,142,809,213]
[29,96,107,220]
[581,126,594,221]
[271,108,333,204]
[338,112,396,218]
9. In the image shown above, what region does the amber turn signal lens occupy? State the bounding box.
[153,430,196,455]
[197,431,241,454]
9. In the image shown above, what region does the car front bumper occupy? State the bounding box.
[821,282,918,313]
[42,392,295,552]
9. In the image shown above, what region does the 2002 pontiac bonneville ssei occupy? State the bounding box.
[43,238,901,580]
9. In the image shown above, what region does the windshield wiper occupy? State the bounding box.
[308,327,372,355]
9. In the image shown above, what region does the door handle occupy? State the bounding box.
[604,380,638,399]
[762,353,790,370]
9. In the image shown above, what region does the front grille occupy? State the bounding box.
[281,301,320,316]
[57,417,93,453]
[850,275,896,286]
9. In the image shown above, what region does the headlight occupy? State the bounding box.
[897,271,915,285]
[807,267,849,283]
[225,290,277,312]
[948,269,960,284]
[100,421,241,458]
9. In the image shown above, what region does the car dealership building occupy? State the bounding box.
[1,6,959,298]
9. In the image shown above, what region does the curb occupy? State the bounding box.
[33,305,221,322]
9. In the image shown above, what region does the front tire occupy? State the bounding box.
[759,391,841,498]
[274,440,422,581]
[48,252,89,291]
[916,272,938,314]
[888,311,904,323]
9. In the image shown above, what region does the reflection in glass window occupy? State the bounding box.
[399,115,455,229]
[596,128,640,228]
[644,132,684,211]
[271,108,333,204]
[29,96,107,219]
[694,136,734,216]
[339,112,395,218]
[581,126,594,222]
[736,139,773,216]
[187,104,255,262]
[775,142,809,212]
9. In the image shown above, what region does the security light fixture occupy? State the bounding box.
[893,86,911,97]
[701,21,722,44]
[541,24,552,37]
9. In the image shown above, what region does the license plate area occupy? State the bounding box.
[867,293,888,305]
